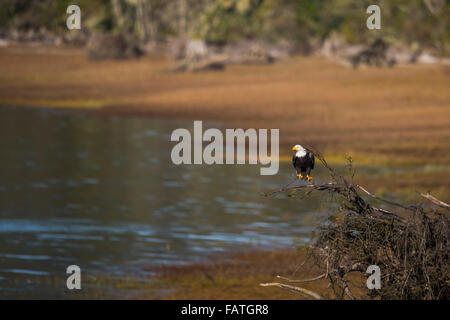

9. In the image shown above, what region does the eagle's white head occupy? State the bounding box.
[292,144,304,151]
[292,144,307,157]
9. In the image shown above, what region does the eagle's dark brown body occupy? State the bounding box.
[292,149,315,180]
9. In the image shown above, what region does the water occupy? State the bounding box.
[0,105,328,298]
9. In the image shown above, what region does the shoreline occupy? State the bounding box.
[148,247,362,300]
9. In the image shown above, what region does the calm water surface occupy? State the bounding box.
[0,105,330,298]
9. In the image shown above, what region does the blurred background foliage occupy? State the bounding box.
[0,0,448,53]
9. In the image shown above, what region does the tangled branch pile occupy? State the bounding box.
[262,154,449,300]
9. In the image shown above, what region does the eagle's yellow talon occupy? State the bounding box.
[306,175,312,182]
[297,174,303,180]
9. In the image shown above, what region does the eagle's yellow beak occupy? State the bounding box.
[292,146,298,151]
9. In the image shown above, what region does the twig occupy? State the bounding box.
[357,185,412,211]
[276,274,326,283]
[260,282,323,300]
[372,206,405,222]
[261,177,299,198]
[424,0,442,15]
[344,284,355,300]
[372,207,396,215]
[335,275,355,300]
[290,257,309,278]
[419,192,450,210]
[282,182,338,201]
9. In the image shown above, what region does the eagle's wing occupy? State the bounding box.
[309,151,315,169]
[292,154,298,168]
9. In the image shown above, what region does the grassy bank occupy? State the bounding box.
[151,248,365,300]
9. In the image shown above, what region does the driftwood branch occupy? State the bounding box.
[259,282,322,300]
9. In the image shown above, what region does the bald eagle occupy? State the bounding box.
[292,145,315,181]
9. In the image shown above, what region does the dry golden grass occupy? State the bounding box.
[0,45,449,195]
[1,46,449,162]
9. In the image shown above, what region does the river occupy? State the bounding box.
[0,105,335,298]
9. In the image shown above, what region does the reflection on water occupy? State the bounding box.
[0,106,325,298]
